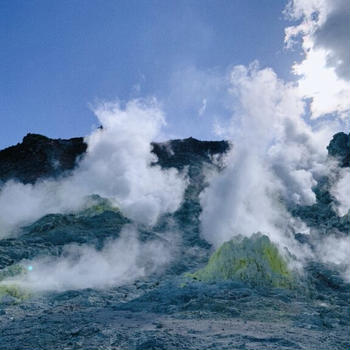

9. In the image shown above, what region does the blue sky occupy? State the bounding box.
[0,0,322,148]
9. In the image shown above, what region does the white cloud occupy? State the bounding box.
[292,48,350,119]
[284,0,350,119]
[198,98,207,116]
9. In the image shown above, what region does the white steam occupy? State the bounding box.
[330,168,350,216]
[315,235,350,282]
[2,225,173,292]
[0,99,187,236]
[200,63,332,255]
[0,99,185,291]
[70,100,187,225]
[199,1,349,280]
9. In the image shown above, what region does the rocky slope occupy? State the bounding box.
[0,132,348,349]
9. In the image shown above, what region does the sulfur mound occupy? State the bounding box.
[0,265,30,302]
[189,233,296,288]
[77,194,121,217]
[0,284,29,302]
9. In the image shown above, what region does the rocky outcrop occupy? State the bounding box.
[0,133,87,184]
[327,132,350,168]
[151,137,229,169]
